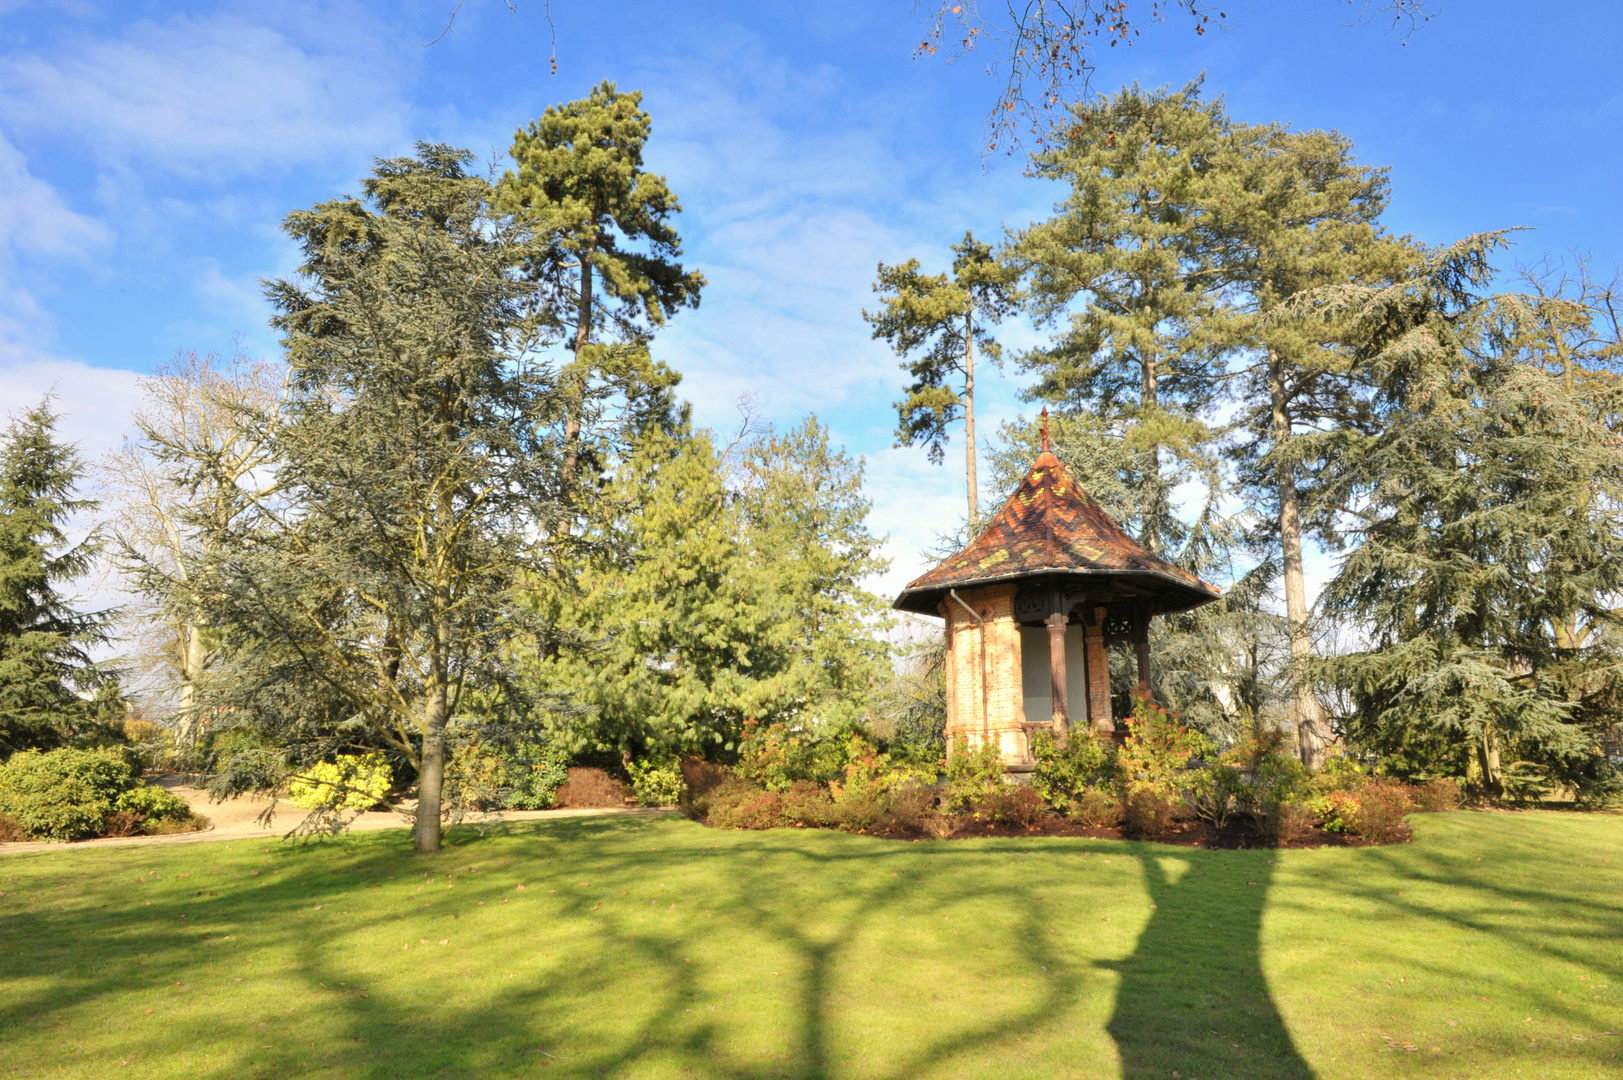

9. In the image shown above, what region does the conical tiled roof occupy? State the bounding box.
[893,445,1221,617]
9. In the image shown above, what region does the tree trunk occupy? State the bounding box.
[414,664,448,854]
[1140,349,1160,553]
[964,314,979,529]
[1272,349,1327,769]
[174,619,209,756]
[1477,726,1505,801]
[561,243,595,487]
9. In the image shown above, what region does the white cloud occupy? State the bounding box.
[0,8,408,178]
[0,349,140,464]
[0,130,109,261]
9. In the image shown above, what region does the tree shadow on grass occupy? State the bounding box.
[1106,852,1316,1080]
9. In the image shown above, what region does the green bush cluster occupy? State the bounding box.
[0,748,200,841]
[445,741,570,811]
[628,755,685,807]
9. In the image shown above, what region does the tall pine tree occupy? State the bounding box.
[865,231,1018,528]
[495,81,702,497]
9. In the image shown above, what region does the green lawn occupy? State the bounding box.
[1,811,1618,1080]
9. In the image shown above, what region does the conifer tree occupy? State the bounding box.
[1010,81,1236,555]
[496,81,702,494]
[1306,236,1623,800]
[203,144,566,853]
[523,418,889,757]
[865,231,1017,528]
[0,400,111,754]
[1213,125,1412,766]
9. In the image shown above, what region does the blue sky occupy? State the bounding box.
[2,0,1619,603]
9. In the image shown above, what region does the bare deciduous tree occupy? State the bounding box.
[99,348,285,756]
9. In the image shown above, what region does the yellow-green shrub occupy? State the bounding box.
[287,753,392,811]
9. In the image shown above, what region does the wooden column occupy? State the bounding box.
[1136,641,1152,698]
[1085,606,1113,736]
[1044,612,1069,736]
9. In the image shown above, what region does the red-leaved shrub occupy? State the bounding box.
[981,786,1047,827]
[552,767,632,809]
[1124,790,1175,840]
[1350,778,1414,843]
[1412,777,1463,812]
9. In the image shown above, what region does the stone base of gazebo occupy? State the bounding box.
[940,583,1114,772]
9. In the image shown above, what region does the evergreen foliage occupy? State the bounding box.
[496,80,701,495]
[0,400,112,755]
[865,231,1018,526]
[520,418,888,759]
[198,143,568,852]
[1305,236,1623,801]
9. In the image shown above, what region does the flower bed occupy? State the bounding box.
[687,702,1463,847]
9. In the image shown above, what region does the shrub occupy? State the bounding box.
[1350,778,1415,843]
[1413,777,1463,812]
[628,755,685,807]
[707,785,784,830]
[553,767,631,808]
[1307,790,1362,833]
[877,783,934,831]
[736,720,817,791]
[288,753,393,811]
[0,812,24,842]
[506,742,572,809]
[1186,761,1249,829]
[103,810,146,838]
[779,781,836,827]
[981,785,1047,827]
[1067,786,1121,827]
[1247,746,1310,818]
[0,748,142,841]
[1030,728,1112,810]
[445,742,511,810]
[1265,802,1320,846]
[1115,698,1212,800]
[1124,789,1175,841]
[944,735,1005,813]
[115,782,194,822]
[679,758,730,799]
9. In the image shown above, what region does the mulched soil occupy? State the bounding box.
[859,814,1385,848]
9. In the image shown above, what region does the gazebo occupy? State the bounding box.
[892,414,1221,771]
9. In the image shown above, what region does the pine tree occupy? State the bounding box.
[1212,124,1412,766]
[496,81,702,494]
[1010,80,1237,555]
[0,400,111,754]
[865,231,1018,528]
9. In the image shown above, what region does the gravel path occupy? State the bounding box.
[0,777,676,855]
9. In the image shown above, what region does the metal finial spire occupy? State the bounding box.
[1040,407,1050,452]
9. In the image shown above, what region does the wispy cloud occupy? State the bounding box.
[0,7,408,178]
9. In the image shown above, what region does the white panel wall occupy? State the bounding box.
[1020,624,1090,725]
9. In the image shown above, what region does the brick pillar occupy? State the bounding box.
[941,585,1027,767]
[1085,606,1114,736]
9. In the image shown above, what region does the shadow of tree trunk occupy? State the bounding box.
[1106,854,1317,1080]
